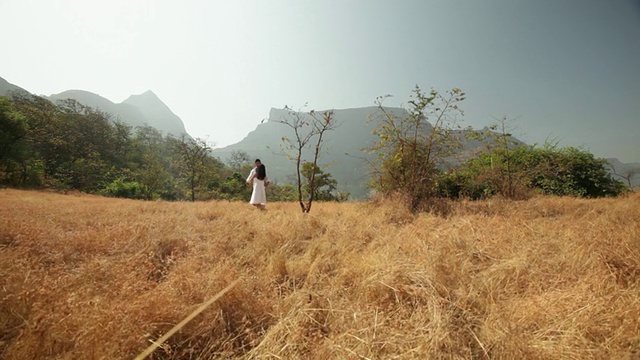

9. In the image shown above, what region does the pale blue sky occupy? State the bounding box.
[1,0,638,162]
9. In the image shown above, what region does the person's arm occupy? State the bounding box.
[246,168,256,185]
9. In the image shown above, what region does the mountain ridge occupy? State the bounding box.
[0,76,189,138]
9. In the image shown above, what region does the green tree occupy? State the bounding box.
[5,94,121,190]
[266,182,297,202]
[131,126,173,200]
[300,161,348,201]
[171,136,213,201]
[51,99,118,191]
[442,143,625,198]
[461,116,523,198]
[8,94,62,187]
[0,97,27,162]
[102,178,146,199]
[526,145,624,197]
[0,96,32,185]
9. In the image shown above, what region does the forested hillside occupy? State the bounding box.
[0,93,306,202]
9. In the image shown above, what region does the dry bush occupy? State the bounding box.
[0,188,639,359]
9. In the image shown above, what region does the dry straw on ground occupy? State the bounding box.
[1,189,639,359]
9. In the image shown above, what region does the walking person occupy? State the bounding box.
[246,159,269,210]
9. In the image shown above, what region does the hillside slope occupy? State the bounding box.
[0,76,29,96]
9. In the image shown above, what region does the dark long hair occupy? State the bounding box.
[257,164,266,180]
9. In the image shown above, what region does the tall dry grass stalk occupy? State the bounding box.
[1,189,639,359]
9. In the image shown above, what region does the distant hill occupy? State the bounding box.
[48,90,188,137]
[0,76,189,138]
[122,91,187,138]
[48,89,148,128]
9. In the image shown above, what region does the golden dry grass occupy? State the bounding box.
[1,189,639,359]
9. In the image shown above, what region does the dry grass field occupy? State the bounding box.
[1,189,639,359]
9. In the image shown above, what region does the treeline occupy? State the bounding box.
[0,93,344,202]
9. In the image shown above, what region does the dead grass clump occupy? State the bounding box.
[420,197,454,217]
[267,251,289,285]
[0,228,18,247]
[369,192,456,218]
[147,237,190,282]
[143,280,275,359]
[605,258,640,288]
[0,266,35,356]
[367,194,415,225]
[452,197,513,217]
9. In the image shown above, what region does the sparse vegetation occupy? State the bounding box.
[1,189,639,359]
[368,86,467,211]
[276,106,339,213]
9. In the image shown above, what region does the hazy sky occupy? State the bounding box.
[1,0,638,162]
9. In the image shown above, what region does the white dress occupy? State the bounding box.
[246,168,268,205]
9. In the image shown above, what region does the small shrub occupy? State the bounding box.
[102,178,146,199]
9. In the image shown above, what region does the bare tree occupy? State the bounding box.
[227,149,253,173]
[276,106,338,213]
[478,116,522,198]
[608,163,640,189]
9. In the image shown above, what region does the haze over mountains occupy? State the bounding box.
[2,75,638,196]
[1,76,188,138]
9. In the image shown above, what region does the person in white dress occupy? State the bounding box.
[246,159,269,209]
